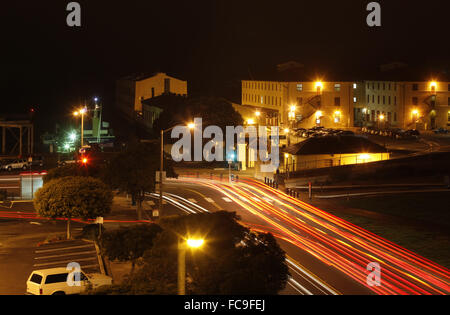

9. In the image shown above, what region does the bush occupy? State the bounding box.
[79,224,105,241]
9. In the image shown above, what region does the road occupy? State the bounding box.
[162,176,450,295]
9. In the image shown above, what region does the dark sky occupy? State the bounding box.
[1,0,449,132]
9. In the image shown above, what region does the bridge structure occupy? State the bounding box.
[0,120,34,157]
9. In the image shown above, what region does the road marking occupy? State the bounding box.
[35,251,97,260]
[188,198,197,203]
[222,197,233,203]
[33,257,97,267]
[35,244,93,254]
[204,198,215,203]
[183,188,223,210]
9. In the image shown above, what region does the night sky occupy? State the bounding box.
[1,0,448,133]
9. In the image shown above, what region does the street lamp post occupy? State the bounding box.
[178,237,204,295]
[159,123,195,218]
[73,107,87,148]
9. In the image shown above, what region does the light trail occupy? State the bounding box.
[175,176,450,295]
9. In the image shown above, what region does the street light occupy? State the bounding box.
[178,237,205,295]
[73,107,87,147]
[158,123,196,218]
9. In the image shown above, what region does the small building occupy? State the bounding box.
[116,72,188,119]
[282,136,389,172]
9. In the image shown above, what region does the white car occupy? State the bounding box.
[26,267,112,295]
[1,159,29,171]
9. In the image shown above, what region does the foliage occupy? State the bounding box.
[34,176,113,239]
[153,95,243,133]
[79,223,105,241]
[43,163,103,184]
[101,224,163,271]
[115,211,289,295]
[102,142,177,219]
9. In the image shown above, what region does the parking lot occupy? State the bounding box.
[34,239,101,274]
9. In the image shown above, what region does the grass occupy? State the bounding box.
[324,193,450,269]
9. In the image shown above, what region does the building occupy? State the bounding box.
[283,135,390,172]
[353,80,450,130]
[241,79,450,131]
[116,72,188,119]
[241,80,357,130]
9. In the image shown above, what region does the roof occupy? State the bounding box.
[120,72,186,82]
[284,136,388,156]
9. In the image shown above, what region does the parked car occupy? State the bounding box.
[0,159,29,172]
[29,156,44,167]
[26,267,112,295]
[434,128,449,134]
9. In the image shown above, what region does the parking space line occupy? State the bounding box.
[35,244,93,254]
[35,251,97,260]
[33,257,97,267]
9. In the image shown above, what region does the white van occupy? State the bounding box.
[26,267,112,295]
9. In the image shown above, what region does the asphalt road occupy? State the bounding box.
[163,177,450,295]
[0,218,87,295]
[160,180,371,295]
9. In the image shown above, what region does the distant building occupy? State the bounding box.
[241,79,450,131]
[241,80,356,129]
[283,135,390,172]
[116,72,188,119]
[354,81,450,130]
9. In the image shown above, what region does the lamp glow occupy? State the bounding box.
[187,239,204,248]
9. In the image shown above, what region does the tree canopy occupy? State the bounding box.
[101,224,163,272]
[96,211,289,295]
[34,176,113,238]
[153,95,244,134]
[102,142,177,219]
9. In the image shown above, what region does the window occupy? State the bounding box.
[367,95,370,103]
[296,84,303,91]
[388,112,392,122]
[372,95,375,103]
[412,84,418,91]
[383,96,386,104]
[164,78,170,94]
[353,83,357,89]
[448,97,450,105]
[261,96,263,104]
[45,273,69,284]
[372,83,375,90]
[334,84,341,91]
[30,274,43,284]
[353,97,357,103]
[412,97,418,105]
[389,96,391,104]
[378,96,380,104]
[335,97,341,106]
[297,97,303,105]
[394,96,397,105]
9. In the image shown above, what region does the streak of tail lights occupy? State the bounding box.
[176,176,450,295]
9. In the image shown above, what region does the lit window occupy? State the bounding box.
[296,84,303,91]
[334,84,341,91]
[353,83,357,89]
[353,97,357,103]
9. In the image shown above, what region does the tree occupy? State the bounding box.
[153,95,244,133]
[101,224,162,273]
[43,163,104,184]
[112,212,289,295]
[34,176,113,239]
[103,143,177,220]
